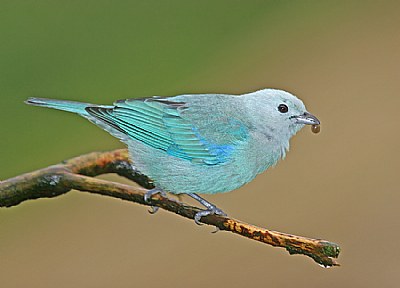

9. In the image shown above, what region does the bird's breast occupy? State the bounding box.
[127,134,284,194]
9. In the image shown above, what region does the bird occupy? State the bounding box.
[26,89,320,224]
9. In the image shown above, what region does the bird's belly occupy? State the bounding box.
[162,164,253,194]
[127,141,258,194]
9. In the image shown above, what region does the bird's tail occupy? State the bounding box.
[25,97,91,116]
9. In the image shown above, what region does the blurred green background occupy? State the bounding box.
[1,0,399,287]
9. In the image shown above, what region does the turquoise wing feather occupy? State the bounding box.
[85,96,248,165]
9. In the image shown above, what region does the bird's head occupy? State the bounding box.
[243,89,320,145]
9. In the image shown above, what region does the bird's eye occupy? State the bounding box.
[278,104,288,113]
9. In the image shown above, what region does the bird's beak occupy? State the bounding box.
[292,112,320,125]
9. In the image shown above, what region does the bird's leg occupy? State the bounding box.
[144,187,166,214]
[187,193,227,225]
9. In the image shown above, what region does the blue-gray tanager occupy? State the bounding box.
[26,89,320,223]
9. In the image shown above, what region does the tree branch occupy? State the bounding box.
[0,149,340,267]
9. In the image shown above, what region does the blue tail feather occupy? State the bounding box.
[25,97,92,115]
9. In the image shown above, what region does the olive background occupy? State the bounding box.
[1,1,399,287]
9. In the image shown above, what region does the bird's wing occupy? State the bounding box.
[85,96,248,165]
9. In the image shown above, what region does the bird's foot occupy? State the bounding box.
[187,193,227,227]
[194,206,227,225]
[144,187,166,214]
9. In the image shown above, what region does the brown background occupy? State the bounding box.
[1,1,399,287]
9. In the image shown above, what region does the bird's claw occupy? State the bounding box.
[144,188,166,214]
[148,206,159,214]
[194,207,227,225]
[211,227,220,233]
[144,188,165,202]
